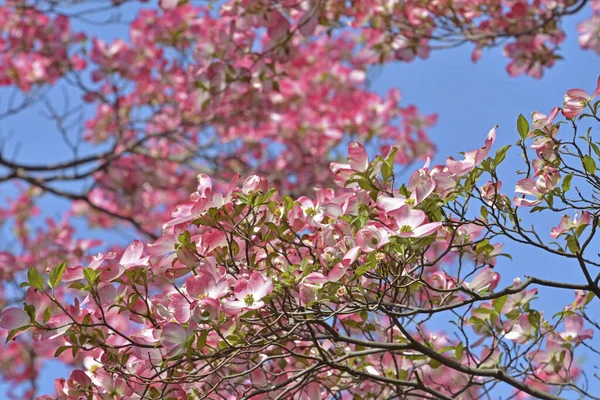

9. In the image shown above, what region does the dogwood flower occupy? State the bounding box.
[355,223,391,253]
[446,127,496,176]
[462,268,500,293]
[557,315,594,343]
[562,77,600,118]
[550,212,591,238]
[222,272,273,315]
[0,308,30,331]
[389,205,442,238]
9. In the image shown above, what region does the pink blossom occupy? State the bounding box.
[558,315,593,343]
[90,369,132,397]
[0,308,30,331]
[578,16,600,53]
[462,268,500,293]
[355,224,391,253]
[347,142,369,173]
[562,77,600,118]
[120,240,150,268]
[222,272,273,315]
[446,127,496,176]
[505,314,534,344]
[299,272,329,305]
[160,322,194,358]
[502,284,537,314]
[550,211,591,238]
[407,158,436,204]
[389,205,442,238]
[186,270,229,301]
[513,168,560,207]
[531,107,560,132]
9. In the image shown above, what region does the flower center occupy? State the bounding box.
[400,225,413,233]
[304,207,317,216]
[244,294,255,306]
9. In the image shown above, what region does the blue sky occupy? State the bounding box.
[1,3,599,398]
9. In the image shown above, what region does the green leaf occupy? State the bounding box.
[355,258,376,277]
[381,160,392,182]
[48,261,66,290]
[562,174,573,192]
[505,309,520,320]
[43,307,51,324]
[5,326,29,342]
[583,155,597,175]
[493,295,509,314]
[24,304,36,321]
[528,310,541,330]
[68,281,86,291]
[566,235,580,254]
[197,330,209,349]
[27,268,45,290]
[517,114,529,140]
[455,342,464,360]
[83,268,100,285]
[53,345,71,357]
[494,145,511,166]
[591,143,600,159]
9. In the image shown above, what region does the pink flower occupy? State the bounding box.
[186,270,229,300]
[502,282,537,314]
[297,189,344,228]
[56,370,93,398]
[376,193,409,213]
[90,369,132,397]
[389,205,442,238]
[407,158,436,204]
[480,181,507,207]
[513,168,560,207]
[557,315,593,343]
[565,289,591,311]
[330,142,378,188]
[120,240,150,268]
[531,107,560,132]
[469,243,504,268]
[462,268,499,293]
[296,382,321,400]
[222,272,273,315]
[562,77,600,118]
[299,272,329,305]
[160,322,194,358]
[347,142,369,173]
[578,16,600,53]
[355,224,391,253]
[505,314,534,344]
[327,246,360,281]
[0,308,30,331]
[550,211,591,238]
[446,127,496,176]
[184,270,228,322]
[159,0,180,10]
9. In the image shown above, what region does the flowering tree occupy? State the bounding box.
[1,0,600,399]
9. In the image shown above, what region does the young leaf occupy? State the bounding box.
[583,155,597,175]
[517,114,529,140]
[27,268,45,290]
[48,261,67,290]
